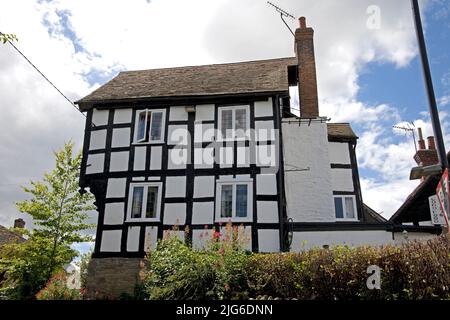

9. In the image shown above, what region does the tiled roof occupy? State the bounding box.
[76,57,298,108]
[327,123,358,140]
[0,225,25,247]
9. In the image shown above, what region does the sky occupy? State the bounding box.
[1,0,450,243]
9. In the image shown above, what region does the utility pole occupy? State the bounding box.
[411,0,449,169]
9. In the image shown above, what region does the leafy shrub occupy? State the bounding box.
[141,233,449,300]
[245,235,450,300]
[35,272,82,300]
[142,223,251,300]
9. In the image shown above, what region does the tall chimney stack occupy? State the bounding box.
[295,17,319,118]
[414,129,439,170]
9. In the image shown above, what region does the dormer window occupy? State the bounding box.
[134,109,166,143]
[218,105,250,140]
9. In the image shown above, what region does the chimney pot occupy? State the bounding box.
[427,136,436,150]
[14,218,25,229]
[299,16,306,29]
[417,128,426,150]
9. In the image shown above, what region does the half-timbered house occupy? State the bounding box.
[76,17,441,297]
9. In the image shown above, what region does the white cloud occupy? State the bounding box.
[360,178,418,219]
[439,95,450,106]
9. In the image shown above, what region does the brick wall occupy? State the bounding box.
[85,257,145,299]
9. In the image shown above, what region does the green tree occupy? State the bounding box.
[77,250,93,289]
[0,32,18,44]
[0,141,95,299]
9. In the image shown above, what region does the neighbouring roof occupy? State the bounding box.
[390,152,450,224]
[76,57,298,108]
[327,123,358,140]
[363,204,388,223]
[390,175,440,224]
[0,225,25,247]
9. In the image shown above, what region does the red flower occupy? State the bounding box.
[213,231,221,239]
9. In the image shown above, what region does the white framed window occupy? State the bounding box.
[333,195,358,221]
[127,182,162,221]
[134,109,166,144]
[215,179,253,222]
[218,105,250,140]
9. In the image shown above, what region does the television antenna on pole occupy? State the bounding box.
[267,1,296,37]
[393,122,418,153]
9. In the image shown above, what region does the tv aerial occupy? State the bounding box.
[267,1,296,37]
[393,122,418,152]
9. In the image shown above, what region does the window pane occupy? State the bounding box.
[345,197,355,219]
[235,108,247,132]
[221,109,233,139]
[146,186,158,218]
[220,184,233,218]
[150,112,163,141]
[137,112,147,141]
[334,197,344,219]
[131,186,144,218]
[236,184,248,217]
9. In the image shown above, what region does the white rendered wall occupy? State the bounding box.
[392,232,437,244]
[290,230,394,251]
[330,169,354,192]
[290,230,440,251]
[282,121,335,222]
[328,142,351,164]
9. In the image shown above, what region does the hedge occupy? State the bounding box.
[141,232,450,300]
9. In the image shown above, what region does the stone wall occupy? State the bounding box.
[85,257,145,299]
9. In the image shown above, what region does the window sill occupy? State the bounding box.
[215,217,253,223]
[335,218,360,222]
[126,218,160,223]
[217,137,250,143]
[132,141,165,146]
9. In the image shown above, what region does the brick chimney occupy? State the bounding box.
[413,128,439,167]
[295,17,319,118]
[14,218,25,229]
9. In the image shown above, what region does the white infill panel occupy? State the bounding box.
[114,109,132,124]
[90,130,107,150]
[104,203,125,225]
[100,230,121,252]
[127,226,140,252]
